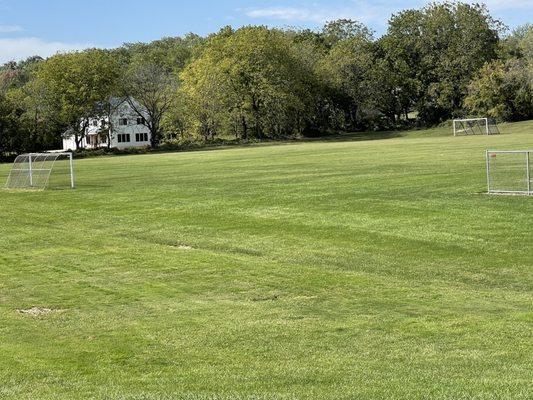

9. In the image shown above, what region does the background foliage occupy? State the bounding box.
[0,2,531,158]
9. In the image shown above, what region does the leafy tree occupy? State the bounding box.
[499,24,533,60]
[322,19,373,48]
[123,34,204,75]
[377,13,424,125]
[383,2,503,123]
[466,23,532,122]
[121,62,176,148]
[521,26,533,61]
[0,79,10,157]
[465,58,533,121]
[31,49,120,149]
[0,57,49,158]
[318,34,376,130]
[181,26,314,139]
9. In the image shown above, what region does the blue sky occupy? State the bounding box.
[0,0,531,63]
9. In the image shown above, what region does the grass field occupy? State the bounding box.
[0,121,532,399]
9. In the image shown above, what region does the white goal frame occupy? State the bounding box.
[486,150,532,195]
[5,152,75,190]
[454,118,500,136]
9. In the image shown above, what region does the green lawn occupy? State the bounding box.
[0,122,532,399]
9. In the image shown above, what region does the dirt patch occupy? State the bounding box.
[178,245,194,250]
[252,294,280,302]
[17,307,65,316]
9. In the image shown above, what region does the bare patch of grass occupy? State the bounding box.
[251,294,280,302]
[17,307,65,316]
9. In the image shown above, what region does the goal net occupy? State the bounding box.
[486,150,532,195]
[454,118,500,136]
[4,153,75,190]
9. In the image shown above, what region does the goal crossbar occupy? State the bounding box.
[5,152,75,190]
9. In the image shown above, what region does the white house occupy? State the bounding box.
[63,98,152,151]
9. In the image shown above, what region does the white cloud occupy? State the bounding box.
[0,24,23,33]
[247,6,375,25]
[0,37,94,64]
[246,7,337,24]
[244,1,533,27]
[483,0,533,10]
[243,3,399,26]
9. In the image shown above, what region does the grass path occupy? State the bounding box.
[0,122,532,399]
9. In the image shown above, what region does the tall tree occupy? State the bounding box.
[322,19,374,48]
[465,59,532,121]
[465,23,532,122]
[317,23,375,130]
[181,26,314,140]
[499,24,533,60]
[383,2,504,123]
[31,49,120,149]
[121,62,176,148]
[0,57,49,158]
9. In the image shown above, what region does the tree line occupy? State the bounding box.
[0,2,532,158]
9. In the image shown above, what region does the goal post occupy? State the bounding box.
[4,153,75,190]
[454,118,500,136]
[486,150,532,195]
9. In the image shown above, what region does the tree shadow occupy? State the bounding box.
[302,130,405,143]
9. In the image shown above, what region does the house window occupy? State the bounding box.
[135,132,149,142]
[137,117,146,125]
[117,134,131,143]
[119,118,128,126]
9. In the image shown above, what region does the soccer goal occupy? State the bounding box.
[454,118,500,136]
[5,153,75,190]
[486,150,532,195]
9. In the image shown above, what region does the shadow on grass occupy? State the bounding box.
[155,130,407,154]
[0,129,413,165]
[303,130,405,143]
